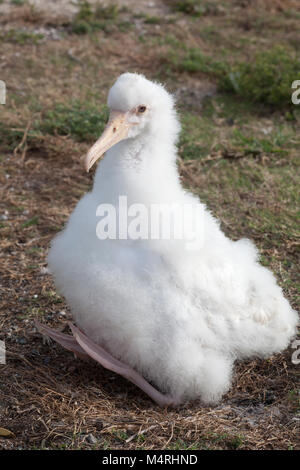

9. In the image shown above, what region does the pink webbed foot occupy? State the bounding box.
[35,320,89,360]
[35,320,178,408]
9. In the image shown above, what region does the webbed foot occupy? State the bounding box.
[35,320,178,408]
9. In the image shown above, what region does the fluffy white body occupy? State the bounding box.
[48,73,298,404]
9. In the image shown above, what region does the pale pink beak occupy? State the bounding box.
[84,110,132,172]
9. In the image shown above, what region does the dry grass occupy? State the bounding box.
[0,0,299,450]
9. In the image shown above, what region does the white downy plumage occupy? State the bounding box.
[48,73,298,404]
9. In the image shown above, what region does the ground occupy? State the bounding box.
[0,0,299,450]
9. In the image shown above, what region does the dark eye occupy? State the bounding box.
[138,105,147,113]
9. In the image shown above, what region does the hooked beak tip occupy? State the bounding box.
[83,109,130,172]
[83,154,90,173]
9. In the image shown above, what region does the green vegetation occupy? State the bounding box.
[39,102,108,142]
[21,216,39,228]
[168,439,203,450]
[174,47,226,75]
[11,0,26,5]
[144,15,162,24]
[221,47,300,108]
[111,429,128,442]
[179,112,214,160]
[227,435,245,450]
[165,0,207,17]
[166,44,299,110]
[0,29,44,44]
[0,122,30,149]
[0,102,108,150]
[70,1,120,35]
[0,122,43,152]
[231,128,290,156]
[177,96,294,161]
